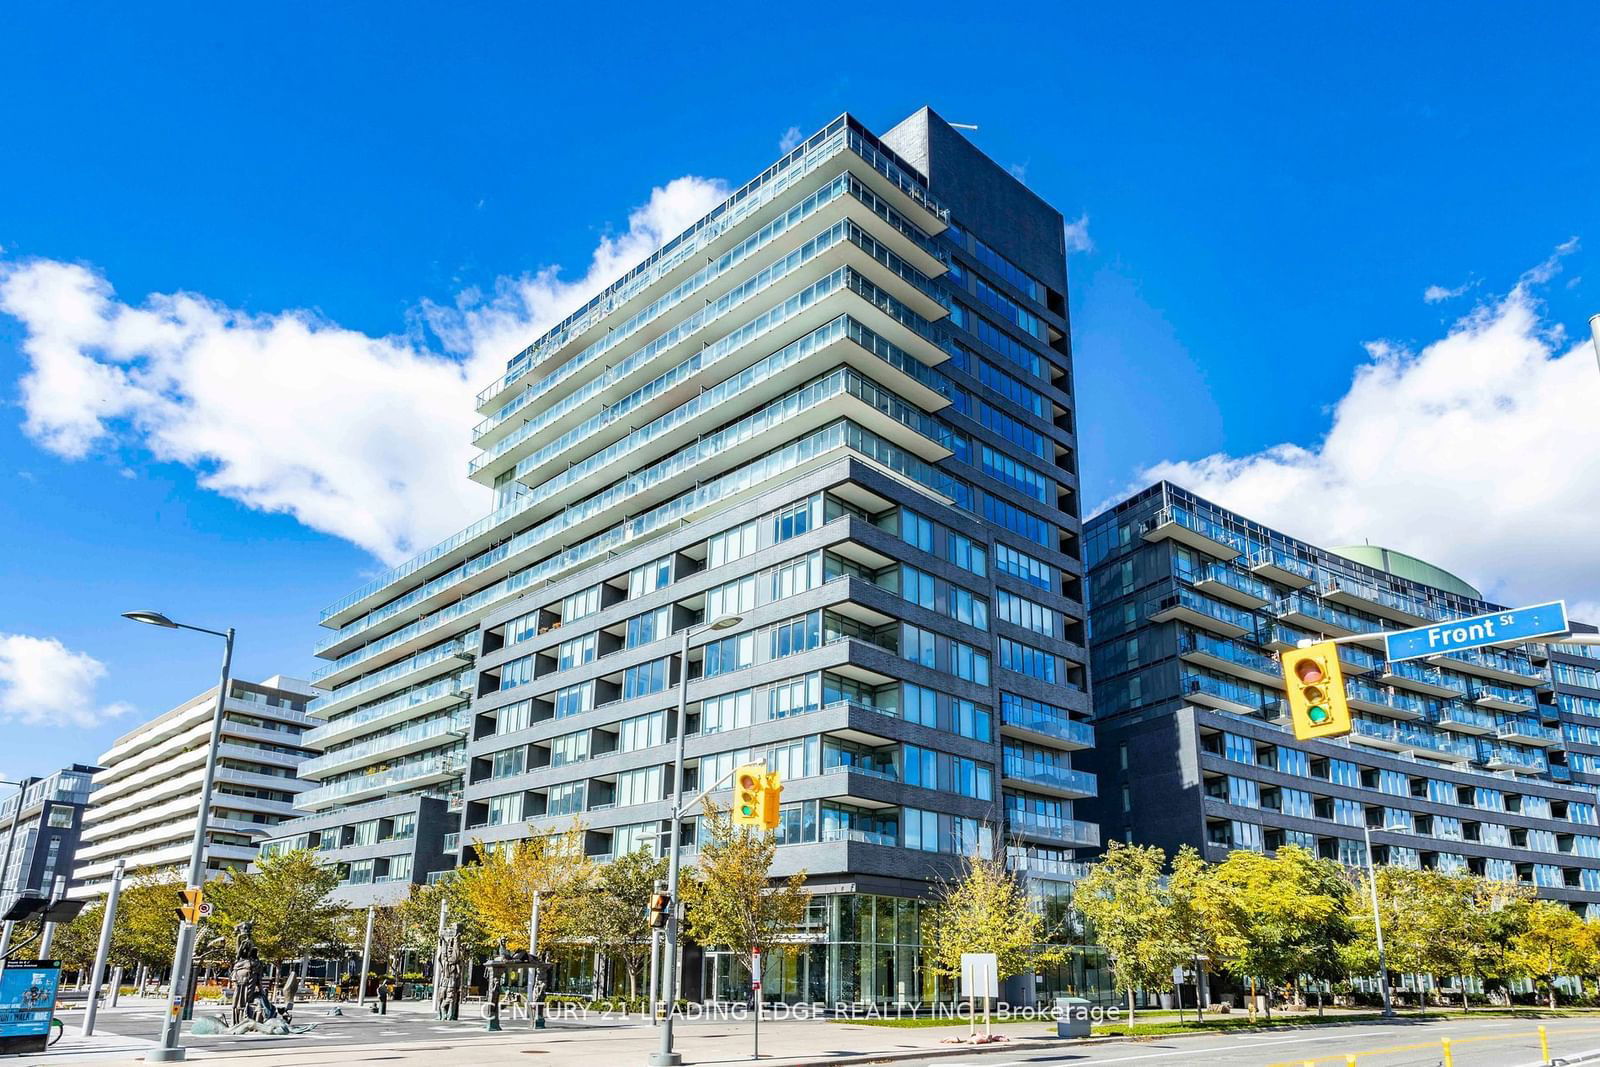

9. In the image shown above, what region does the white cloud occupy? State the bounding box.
[0,176,730,565]
[1423,281,1471,303]
[779,126,803,153]
[1124,244,1600,614]
[0,634,134,728]
[1063,214,1093,255]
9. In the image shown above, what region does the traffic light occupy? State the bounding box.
[732,763,765,828]
[1281,642,1352,741]
[759,771,783,831]
[646,891,670,930]
[174,888,204,924]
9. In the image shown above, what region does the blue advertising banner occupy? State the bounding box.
[1384,601,1569,663]
[0,961,61,1038]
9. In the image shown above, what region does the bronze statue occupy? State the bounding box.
[229,921,275,1026]
[435,922,464,1021]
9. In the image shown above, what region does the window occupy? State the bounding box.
[708,519,758,568]
[997,590,1056,636]
[616,766,663,806]
[949,531,987,576]
[702,689,754,733]
[623,659,669,700]
[549,732,588,767]
[902,683,938,728]
[953,642,990,685]
[487,793,524,826]
[619,710,665,751]
[900,509,933,552]
[903,625,936,668]
[495,699,534,735]
[556,632,597,671]
[498,655,536,692]
[629,556,673,599]
[994,543,1052,590]
[999,637,1061,684]
[46,806,72,829]
[707,574,757,619]
[626,608,669,648]
[951,587,989,630]
[554,682,593,719]
[562,585,602,623]
[954,699,991,741]
[491,746,527,778]
[983,494,1051,546]
[978,446,1049,502]
[546,782,585,817]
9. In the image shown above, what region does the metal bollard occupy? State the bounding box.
[1539,1024,1550,1064]
[1441,1036,1454,1067]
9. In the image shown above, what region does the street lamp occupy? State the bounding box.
[1361,820,1409,1019]
[651,612,742,1067]
[122,611,235,1063]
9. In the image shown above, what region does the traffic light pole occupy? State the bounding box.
[148,626,233,1063]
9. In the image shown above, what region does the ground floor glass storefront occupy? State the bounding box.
[695,892,1116,1008]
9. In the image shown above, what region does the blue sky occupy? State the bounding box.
[2,3,1599,775]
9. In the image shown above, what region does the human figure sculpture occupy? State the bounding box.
[229,921,275,1026]
[435,922,464,1021]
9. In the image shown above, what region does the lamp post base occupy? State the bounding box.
[144,1049,188,1062]
[647,1055,683,1066]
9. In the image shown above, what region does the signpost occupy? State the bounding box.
[960,952,998,1039]
[1384,601,1568,663]
[0,960,61,1056]
[751,949,761,1060]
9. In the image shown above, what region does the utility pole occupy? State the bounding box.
[38,876,67,958]
[357,905,375,1008]
[82,860,127,1036]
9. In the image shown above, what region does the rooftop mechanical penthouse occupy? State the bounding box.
[263,108,1108,1006]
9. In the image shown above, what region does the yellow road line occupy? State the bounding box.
[1265,1024,1600,1066]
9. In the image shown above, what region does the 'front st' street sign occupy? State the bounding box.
[1384,601,1568,663]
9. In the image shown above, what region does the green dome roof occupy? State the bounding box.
[1329,545,1481,599]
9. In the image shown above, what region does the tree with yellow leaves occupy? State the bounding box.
[924,848,1062,1003]
[453,823,593,957]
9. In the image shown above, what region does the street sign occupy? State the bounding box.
[959,953,998,999]
[1384,601,1568,663]
[197,902,213,918]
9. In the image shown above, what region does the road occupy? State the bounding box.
[43,1001,1600,1066]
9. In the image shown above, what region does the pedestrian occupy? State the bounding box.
[378,977,389,1015]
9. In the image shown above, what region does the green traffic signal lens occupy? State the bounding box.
[1307,705,1329,724]
[740,805,754,816]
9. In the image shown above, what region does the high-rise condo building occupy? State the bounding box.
[1084,481,1600,917]
[269,108,1106,1004]
[0,766,97,914]
[71,675,316,898]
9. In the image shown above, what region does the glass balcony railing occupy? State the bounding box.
[1495,718,1560,743]
[1198,563,1272,602]
[1178,630,1279,676]
[1143,506,1247,555]
[1448,646,1547,680]
[823,762,899,783]
[1008,854,1091,881]
[301,674,470,748]
[309,639,474,715]
[1479,743,1548,772]
[294,753,466,811]
[999,705,1095,747]
[1002,759,1097,795]
[1394,722,1479,759]
[1150,585,1259,632]
[819,827,897,846]
[1247,547,1316,582]
[1319,574,1445,621]
[1006,810,1100,846]
[442,832,461,853]
[1436,702,1496,732]
[1272,592,1384,635]
[1382,659,1459,692]
[297,711,470,780]
[1471,682,1539,710]
[1183,672,1269,711]
[1346,678,1433,717]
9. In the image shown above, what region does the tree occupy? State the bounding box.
[1075,841,1178,1026]
[115,866,187,975]
[454,823,593,956]
[1197,846,1351,1019]
[576,847,668,998]
[206,850,344,971]
[1166,846,1219,1021]
[52,901,106,979]
[1510,900,1587,1008]
[680,800,810,1002]
[924,849,1062,1003]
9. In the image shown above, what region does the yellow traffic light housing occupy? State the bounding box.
[1281,642,1352,741]
[174,887,203,924]
[760,771,783,830]
[732,763,765,828]
[646,891,670,929]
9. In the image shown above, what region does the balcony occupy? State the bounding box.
[1177,631,1281,685]
[298,712,471,781]
[1470,682,1539,714]
[1183,673,1270,717]
[1007,810,1100,847]
[442,832,461,853]
[999,705,1095,749]
[1148,586,1255,639]
[309,641,474,721]
[1009,855,1091,882]
[294,754,466,812]
[1378,660,1464,699]
[1318,575,1441,625]
[1271,593,1383,640]
[1349,717,1405,753]
[1345,679,1428,721]
[1436,702,1496,735]
[1248,548,1316,589]
[1496,719,1561,747]
[1001,758,1097,799]
[1392,722,1477,762]
[1140,506,1245,559]
[819,827,897,846]
[1479,744,1548,774]
[1441,647,1549,687]
[1194,564,1272,609]
[1258,622,1314,652]
[301,675,472,750]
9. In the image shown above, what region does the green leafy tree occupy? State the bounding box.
[205,850,344,970]
[1510,899,1587,1008]
[52,900,106,978]
[577,847,668,998]
[924,850,1062,1001]
[116,866,187,975]
[1075,841,1178,1026]
[680,801,810,1002]
[1198,845,1350,1019]
[1165,845,1219,1021]
[454,823,593,956]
